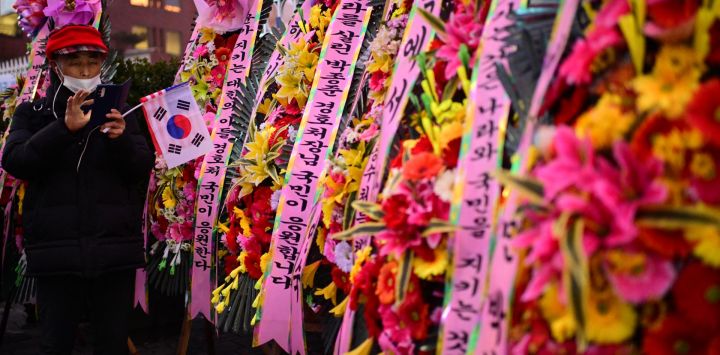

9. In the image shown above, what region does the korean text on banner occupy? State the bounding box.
[255,2,372,354]
[438,0,520,353]
[475,0,579,353]
[189,3,262,321]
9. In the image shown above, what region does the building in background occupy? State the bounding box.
[108,0,196,62]
[0,0,196,63]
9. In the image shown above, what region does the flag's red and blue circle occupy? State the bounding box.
[166,114,192,139]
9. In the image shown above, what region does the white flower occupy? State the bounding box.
[433,169,456,202]
[288,125,298,143]
[270,189,282,210]
[334,241,354,273]
[205,41,216,52]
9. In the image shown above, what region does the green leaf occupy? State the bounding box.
[560,217,589,352]
[330,222,386,241]
[266,164,281,185]
[417,7,447,38]
[636,205,720,229]
[422,218,456,236]
[351,200,384,221]
[493,169,545,204]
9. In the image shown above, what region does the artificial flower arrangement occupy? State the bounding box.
[145,29,239,296]
[500,0,720,353]
[328,1,490,353]
[297,0,411,351]
[13,0,47,37]
[210,0,338,332]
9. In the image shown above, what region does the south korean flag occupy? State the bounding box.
[140,82,212,168]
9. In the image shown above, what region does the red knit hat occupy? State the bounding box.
[46,25,109,59]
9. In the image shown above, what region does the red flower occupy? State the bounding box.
[707,21,720,66]
[647,0,698,30]
[349,257,383,337]
[331,266,351,294]
[244,251,263,279]
[643,314,712,355]
[442,137,461,168]
[382,194,410,231]
[402,152,443,181]
[637,227,693,259]
[411,136,434,154]
[223,254,239,276]
[398,293,430,341]
[690,147,720,204]
[672,261,720,331]
[214,33,239,51]
[630,113,676,160]
[369,70,389,92]
[210,64,227,87]
[215,47,231,64]
[686,79,720,146]
[376,260,397,305]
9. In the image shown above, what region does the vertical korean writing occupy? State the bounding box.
[438,0,518,353]
[255,2,371,354]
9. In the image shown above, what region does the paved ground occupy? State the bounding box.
[0,303,266,355]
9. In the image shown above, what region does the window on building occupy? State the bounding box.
[130,0,150,7]
[165,31,181,56]
[0,14,18,36]
[131,26,149,49]
[164,0,181,12]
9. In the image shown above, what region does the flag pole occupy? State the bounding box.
[123,103,143,118]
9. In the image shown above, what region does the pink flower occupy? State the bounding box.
[359,123,379,141]
[534,126,600,200]
[436,3,484,79]
[168,221,193,242]
[592,142,667,245]
[44,0,100,28]
[210,64,227,87]
[378,305,415,355]
[605,251,676,303]
[193,44,209,58]
[558,29,623,85]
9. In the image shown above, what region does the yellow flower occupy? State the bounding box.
[309,5,331,40]
[367,53,393,73]
[233,207,252,236]
[413,247,448,280]
[690,152,716,180]
[539,283,577,342]
[257,98,273,115]
[198,27,215,43]
[633,45,703,118]
[244,126,275,162]
[315,282,338,305]
[302,260,321,288]
[297,50,319,81]
[275,71,307,107]
[260,252,271,274]
[316,225,327,253]
[330,296,349,317]
[238,251,248,273]
[430,99,465,124]
[440,120,463,149]
[585,291,637,344]
[652,129,702,174]
[686,225,720,268]
[161,186,176,209]
[575,94,635,149]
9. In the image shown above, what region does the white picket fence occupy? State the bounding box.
[0,57,29,91]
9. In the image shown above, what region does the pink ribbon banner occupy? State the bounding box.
[438,0,519,353]
[189,2,263,321]
[475,0,579,353]
[255,2,372,353]
[16,25,49,106]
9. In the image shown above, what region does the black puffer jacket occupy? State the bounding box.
[2,75,154,277]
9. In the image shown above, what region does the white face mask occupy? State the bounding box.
[56,64,102,93]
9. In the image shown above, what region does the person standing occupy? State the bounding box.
[2,25,154,355]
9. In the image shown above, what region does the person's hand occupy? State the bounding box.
[64,90,93,133]
[102,109,126,139]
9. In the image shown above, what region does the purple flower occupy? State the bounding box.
[43,0,101,28]
[334,241,354,273]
